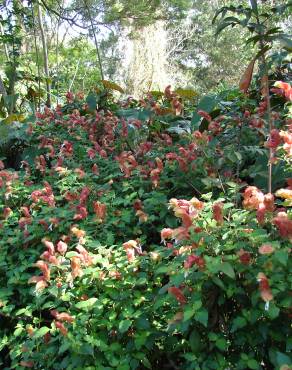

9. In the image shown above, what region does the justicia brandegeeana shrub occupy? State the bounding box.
[0,85,291,369]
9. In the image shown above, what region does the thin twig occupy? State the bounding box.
[31,2,41,110]
[83,0,104,80]
[69,58,81,91]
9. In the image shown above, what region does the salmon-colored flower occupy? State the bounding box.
[123,240,142,262]
[133,199,143,210]
[35,261,50,281]
[161,228,173,241]
[93,201,107,222]
[164,85,175,99]
[237,249,251,265]
[273,211,292,240]
[3,207,12,219]
[266,129,282,149]
[57,241,68,255]
[276,188,292,200]
[74,168,85,178]
[198,110,212,122]
[65,91,74,103]
[190,197,204,210]
[28,276,48,291]
[257,273,273,302]
[115,151,138,178]
[264,193,275,212]
[18,216,32,229]
[87,148,96,159]
[51,310,74,323]
[123,240,138,250]
[76,245,93,266]
[172,226,190,241]
[60,140,73,157]
[71,226,86,239]
[40,251,59,265]
[213,202,224,225]
[92,163,99,175]
[184,254,205,269]
[108,270,122,279]
[54,320,68,336]
[71,256,83,279]
[259,244,275,255]
[136,210,148,222]
[256,202,266,225]
[243,186,264,210]
[74,205,88,220]
[44,332,51,344]
[42,239,55,255]
[274,81,292,101]
[279,130,292,157]
[80,186,90,205]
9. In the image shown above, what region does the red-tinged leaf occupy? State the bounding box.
[239,58,256,93]
[20,361,34,368]
[168,286,187,305]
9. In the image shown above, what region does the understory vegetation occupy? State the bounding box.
[0,0,292,369]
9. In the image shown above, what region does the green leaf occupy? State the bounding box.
[247,359,259,369]
[141,357,151,369]
[116,108,152,122]
[183,307,196,321]
[286,337,292,352]
[234,151,242,161]
[215,20,236,36]
[189,329,202,353]
[231,317,247,332]
[274,251,288,266]
[277,35,292,51]
[276,351,291,366]
[134,352,151,369]
[266,304,280,319]
[215,338,227,351]
[220,262,236,279]
[191,95,217,129]
[195,309,208,327]
[86,93,97,112]
[65,251,81,258]
[13,327,23,337]
[75,298,98,309]
[34,326,50,338]
[198,96,217,112]
[118,320,131,333]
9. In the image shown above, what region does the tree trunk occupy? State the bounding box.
[0,23,10,62]
[0,76,7,97]
[37,3,51,107]
[125,20,171,98]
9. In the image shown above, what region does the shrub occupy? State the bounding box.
[0,88,291,369]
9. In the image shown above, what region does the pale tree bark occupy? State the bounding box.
[0,76,7,97]
[37,3,51,107]
[0,23,10,62]
[125,20,171,98]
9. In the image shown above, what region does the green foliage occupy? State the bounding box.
[50,37,102,95]
[0,82,291,369]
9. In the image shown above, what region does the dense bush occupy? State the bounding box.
[0,86,291,369]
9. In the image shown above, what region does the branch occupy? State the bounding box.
[37,0,105,30]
